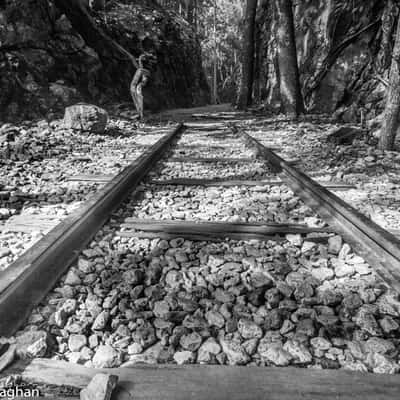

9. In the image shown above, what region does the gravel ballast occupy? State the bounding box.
[0,118,166,271]
[2,114,400,375]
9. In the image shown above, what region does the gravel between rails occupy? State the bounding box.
[128,184,322,225]
[4,121,400,376]
[148,160,277,181]
[149,127,275,181]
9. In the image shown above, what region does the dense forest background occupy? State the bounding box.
[1,0,399,147]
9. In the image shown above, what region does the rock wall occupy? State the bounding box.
[258,0,397,121]
[0,0,210,122]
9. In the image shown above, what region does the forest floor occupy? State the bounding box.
[1,104,400,395]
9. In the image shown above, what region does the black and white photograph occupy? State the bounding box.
[0,0,400,398]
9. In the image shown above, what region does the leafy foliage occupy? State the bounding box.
[198,0,243,102]
[157,0,244,102]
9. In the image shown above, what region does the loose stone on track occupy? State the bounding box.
[8,119,400,376]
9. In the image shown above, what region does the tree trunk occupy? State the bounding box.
[236,0,258,109]
[212,0,218,104]
[379,0,397,72]
[275,0,304,116]
[253,16,262,103]
[184,0,195,25]
[193,0,198,32]
[379,17,400,150]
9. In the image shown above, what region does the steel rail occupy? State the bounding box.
[0,123,184,337]
[238,127,400,291]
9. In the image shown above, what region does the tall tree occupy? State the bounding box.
[184,0,196,26]
[379,15,400,150]
[275,0,304,116]
[212,0,218,104]
[237,0,258,109]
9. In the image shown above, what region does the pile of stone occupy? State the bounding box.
[0,109,164,273]
[0,120,65,162]
[2,116,399,378]
[14,228,399,374]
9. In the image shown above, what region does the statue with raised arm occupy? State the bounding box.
[130,54,151,119]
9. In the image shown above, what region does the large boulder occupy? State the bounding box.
[64,104,108,134]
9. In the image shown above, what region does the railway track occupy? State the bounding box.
[1,118,400,398]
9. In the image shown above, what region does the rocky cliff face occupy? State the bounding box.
[0,0,210,122]
[258,0,396,122]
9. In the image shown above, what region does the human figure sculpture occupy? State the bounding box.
[130,54,151,119]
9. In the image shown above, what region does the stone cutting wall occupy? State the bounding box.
[0,0,210,121]
[257,0,396,121]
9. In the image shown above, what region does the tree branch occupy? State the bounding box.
[304,18,381,101]
[0,41,48,53]
[374,75,389,87]
[53,0,138,69]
